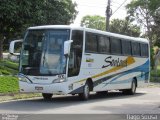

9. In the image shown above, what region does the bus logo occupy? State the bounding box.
[102,56,128,68]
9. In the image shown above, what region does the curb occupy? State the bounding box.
[0,92,19,96]
[0,93,41,102]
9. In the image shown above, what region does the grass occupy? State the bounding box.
[150,69,160,77]
[0,59,19,94]
[150,65,160,83]
[0,76,41,102]
[150,76,160,83]
[0,76,19,93]
[0,59,18,75]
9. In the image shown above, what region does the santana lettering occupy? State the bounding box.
[102,56,127,68]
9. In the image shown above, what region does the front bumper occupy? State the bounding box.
[19,81,69,94]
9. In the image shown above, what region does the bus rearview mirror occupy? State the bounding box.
[9,39,23,56]
[64,40,73,56]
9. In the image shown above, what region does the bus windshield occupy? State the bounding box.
[20,29,70,76]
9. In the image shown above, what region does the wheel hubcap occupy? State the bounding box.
[84,84,89,98]
[132,82,136,93]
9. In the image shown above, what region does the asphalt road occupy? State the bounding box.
[0,87,160,119]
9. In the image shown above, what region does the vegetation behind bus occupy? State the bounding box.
[0,0,78,59]
[81,16,141,37]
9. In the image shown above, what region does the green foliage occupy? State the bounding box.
[152,7,160,47]
[0,0,77,34]
[150,47,155,70]
[81,15,106,31]
[151,70,160,77]
[0,0,77,59]
[110,18,141,37]
[148,0,160,12]
[126,0,160,47]
[150,77,160,83]
[81,15,141,37]
[42,0,78,25]
[126,0,152,22]
[0,76,19,93]
[150,65,160,83]
[0,60,19,93]
[0,59,18,75]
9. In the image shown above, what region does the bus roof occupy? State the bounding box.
[28,25,149,44]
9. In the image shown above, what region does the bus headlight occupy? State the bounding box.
[52,78,67,83]
[18,75,32,83]
[19,77,28,82]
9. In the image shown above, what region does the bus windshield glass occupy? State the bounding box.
[20,29,70,76]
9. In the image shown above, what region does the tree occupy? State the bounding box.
[0,0,77,59]
[110,18,140,37]
[81,15,140,37]
[41,0,77,25]
[126,0,160,46]
[152,7,160,47]
[81,15,106,31]
[0,0,44,59]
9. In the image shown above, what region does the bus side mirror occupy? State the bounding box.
[9,39,23,56]
[64,40,73,56]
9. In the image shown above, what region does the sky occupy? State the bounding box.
[71,0,132,25]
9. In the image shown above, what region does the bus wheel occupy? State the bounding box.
[79,81,90,100]
[123,79,136,95]
[42,93,53,100]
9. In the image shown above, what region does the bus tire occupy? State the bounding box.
[123,79,136,95]
[42,93,53,100]
[78,81,90,100]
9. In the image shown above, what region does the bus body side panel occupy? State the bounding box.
[74,53,150,92]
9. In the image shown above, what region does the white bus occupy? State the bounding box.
[10,25,150,100]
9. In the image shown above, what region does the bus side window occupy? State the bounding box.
[110,37,122,55]
[132,42,141,56]
[122,40,131,55]
[98,35,110,53]
[85,32,98,53]
[140,43,149,57]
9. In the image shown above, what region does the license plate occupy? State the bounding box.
[35,86,43,90]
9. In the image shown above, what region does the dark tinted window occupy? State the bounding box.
[132,42,140,56]
[71,30,83,48]
[111,38,122,54]
[98,35,110,53]
[141,43,149,57]
[122,40,131,55]
[85,32,98,53]
[68,30,83,77]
